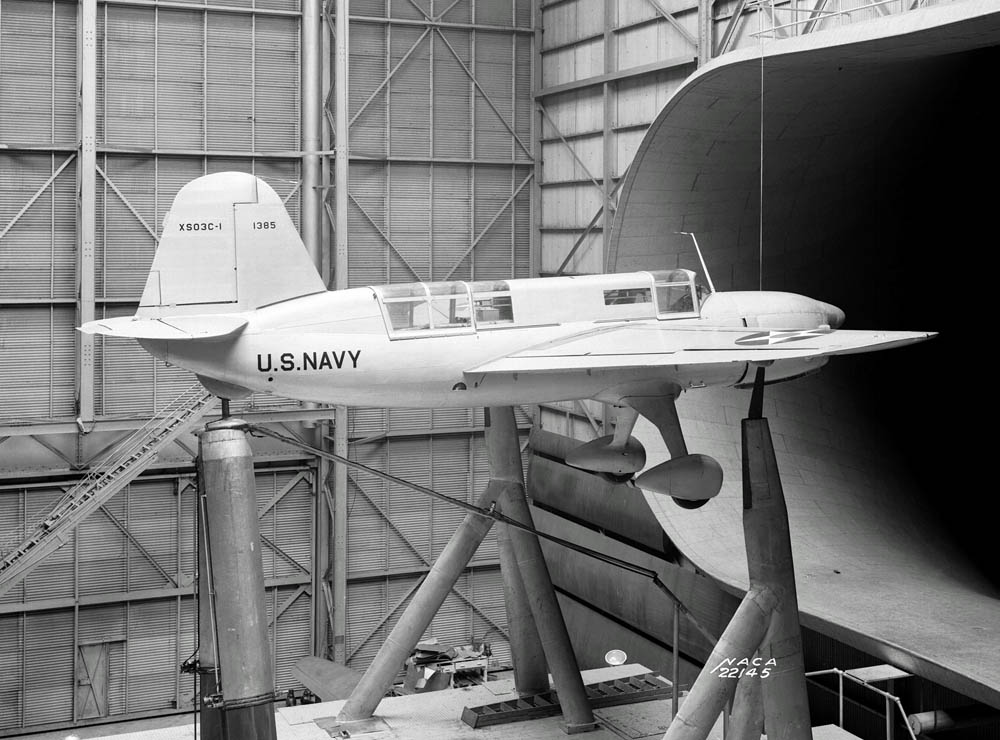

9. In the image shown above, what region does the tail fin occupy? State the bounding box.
[136,172,326,318]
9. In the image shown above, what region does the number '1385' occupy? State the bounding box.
[253,221,276,230]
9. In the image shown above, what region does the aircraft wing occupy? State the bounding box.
[466,324,935,375]
[79,315,248,340]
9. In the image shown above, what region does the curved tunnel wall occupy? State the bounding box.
[606,3,1000,708]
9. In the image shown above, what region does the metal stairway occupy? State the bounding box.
[0,382,215,598]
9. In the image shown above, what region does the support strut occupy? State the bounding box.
[662,366,811,740]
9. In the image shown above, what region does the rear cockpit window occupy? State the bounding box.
[470,280,514,325]
[375,281,476,337]
[604,287,651,305]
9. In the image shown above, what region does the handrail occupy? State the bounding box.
[0,382,213,566]
[746,0,918,39]
[805,668,917,740]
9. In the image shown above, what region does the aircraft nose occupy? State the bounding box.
[823,302,845,329]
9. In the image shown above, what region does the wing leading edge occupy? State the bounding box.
[466,324,935,375]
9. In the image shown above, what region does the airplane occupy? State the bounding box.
[80,172,934,508]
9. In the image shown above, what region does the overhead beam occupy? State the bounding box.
[534,54,696,99]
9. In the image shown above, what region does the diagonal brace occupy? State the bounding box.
[443,171,533,279]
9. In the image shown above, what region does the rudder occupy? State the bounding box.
[137,172,326,318]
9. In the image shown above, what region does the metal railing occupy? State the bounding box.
[746,0,932,39]
[0,382,215,595]
[806,668,917,740]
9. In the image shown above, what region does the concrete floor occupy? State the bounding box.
[23,664,864,740]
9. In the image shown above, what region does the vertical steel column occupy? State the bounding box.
[602,0,616,269]
[697,0,714,66]
[337,482,501,720]
[302,0,330,661]
[331,0,350,666]
[198,420,277,740]
[491,413,548,696]
[530,0,543,278]
[488,407,597,734]
[741,379,811,740]
[77,0,97,423]
[302,0,323,268]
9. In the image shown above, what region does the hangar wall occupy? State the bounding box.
[0,1,529,734]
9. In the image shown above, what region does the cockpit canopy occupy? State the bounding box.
[371,270,707,338]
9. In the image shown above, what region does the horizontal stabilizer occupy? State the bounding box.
[79,315,247,340]
[466,325,935,375]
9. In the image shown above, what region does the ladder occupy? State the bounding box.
[0,382,216,598]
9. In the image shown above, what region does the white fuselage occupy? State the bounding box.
[139,272,843,408]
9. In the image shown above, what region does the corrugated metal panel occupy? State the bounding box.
[349,22,388,158]
[347,444,389,575]
[95,305,197,417]
[432,31,471,159]
[476,0,513,26]
[514,35,532,163]
[0,0,77,146]
[388,26,430,158]
[155,10,205,150]
[0,614,24,731]
[439,0,470,24]
[350,407,387,436]
[78,486,128,597]
[474,32,514,159]
[103,6,155,148]
[386,438,431,568]
[258,470,312,579]
[388,164,431,280]
[178,596,197,709]
[513,170,531,277]
[432,586,471,646]
[430,407,472,429]
[272,585,309,691]
[207,13,253,151]
[0,153,77,301]
[256,0,301,11]
[127,480,178,590]
[390,0,429,22]
[0,306,75,421]
[386,407,430,434]
[254,16,299,151]
[352,0,386,18]
[126,599,177,712]
[97,156,158,300]
[23,610,74,726]
[79,604,127,644]
[345,579,389,669]
[472,168,513,278]
[348,163,389,287]
[429,437,470,559]
[542,0,603,50]
[431,164,471,281]
[468,567,511,665]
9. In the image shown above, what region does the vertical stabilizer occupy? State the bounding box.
[137,172,326,318]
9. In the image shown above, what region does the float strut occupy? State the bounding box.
[198,419,277,740]
[488,407,597,734]
[741,367,812,740]
[337,464,501,721]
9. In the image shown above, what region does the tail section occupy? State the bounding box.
[136,172,326,318]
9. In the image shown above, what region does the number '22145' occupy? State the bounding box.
[252,221,277,230]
